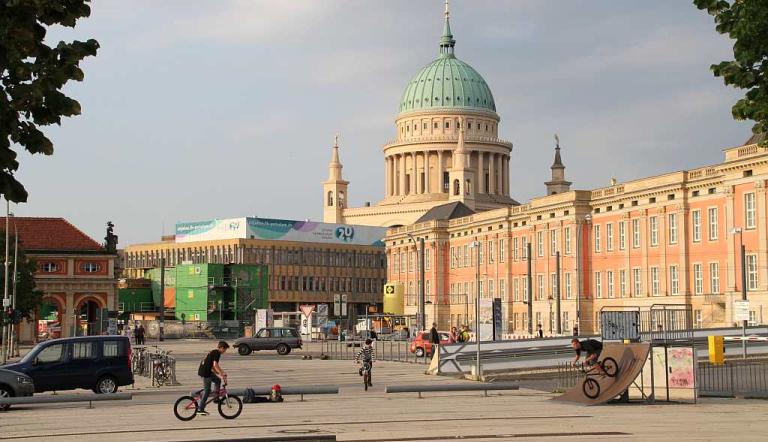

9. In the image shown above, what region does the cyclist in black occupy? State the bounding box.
[571,338,605,374]
[197,341,229,416]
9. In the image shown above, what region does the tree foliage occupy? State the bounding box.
[0,0,99,202]
[695,0,768,144]
[0,234,43,320]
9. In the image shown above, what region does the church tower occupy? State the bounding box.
[545,134,572,195]
[323,136,349,223]
[448,118,476,210]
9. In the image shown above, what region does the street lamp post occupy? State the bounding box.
[730,227,747,359]
[575,213,592,336]
[1,199,10,364]
[547,295,554,334]
[471,240,481,379]
[406,233,426,332]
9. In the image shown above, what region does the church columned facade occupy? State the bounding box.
[323,4,517,227]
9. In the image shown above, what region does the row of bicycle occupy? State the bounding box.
[130,345,177,387]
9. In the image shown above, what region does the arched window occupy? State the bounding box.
[327,191,334,207]
[338,191,345,208]
[465,179,471,195]
[453,179,460,196]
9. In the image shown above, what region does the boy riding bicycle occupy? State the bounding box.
[354,339,375,387]
[197,341,229,416]
[571,338,605,375]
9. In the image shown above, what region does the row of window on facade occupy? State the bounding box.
[444,204,741,268]
[400,118,496,135]
[126,247,386,269]
[40,262,102,273]
[274,275,385,294]
[445,258,754,302]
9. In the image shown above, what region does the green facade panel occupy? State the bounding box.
[118,288,153,312]
[174,287,209,321]
[176,264,224,287]
[147,267,175,306]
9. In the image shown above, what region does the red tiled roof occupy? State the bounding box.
[0,217,105,252]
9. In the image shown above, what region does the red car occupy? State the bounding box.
[409,331,452,357]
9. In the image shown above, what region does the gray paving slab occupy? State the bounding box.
[1,338,766,441]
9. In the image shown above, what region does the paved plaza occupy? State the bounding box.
[0,339,767,441]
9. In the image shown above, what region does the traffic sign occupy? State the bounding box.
[300,304,316,318]
[734,300,750,321]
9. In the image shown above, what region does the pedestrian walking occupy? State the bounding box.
[536,323,543,338]
[133,323,140,345]
[138,324,146,345]
[429,323,440,356]
[572,325,579,337]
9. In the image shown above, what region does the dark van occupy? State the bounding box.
[3,336,133,394]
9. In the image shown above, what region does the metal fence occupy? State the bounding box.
[698,360,768,397]
[555,362,585,391]
[320,339,432,364]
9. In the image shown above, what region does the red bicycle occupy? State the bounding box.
[173,381,243,421]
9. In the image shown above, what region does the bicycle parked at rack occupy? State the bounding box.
[580,357,618,399]
[173,381,242,421]
[131,346,148,375]
[152,349,173,386]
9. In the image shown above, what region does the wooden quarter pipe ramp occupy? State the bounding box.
[554,343,651,406]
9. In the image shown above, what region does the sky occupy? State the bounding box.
[12,0,751,246]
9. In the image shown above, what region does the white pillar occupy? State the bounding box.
[489,153,496,195]
[478,151,484,194]
[437,150,444,193]
[424,151,430,194]
[411,152,417,195]
[399,154,406,196]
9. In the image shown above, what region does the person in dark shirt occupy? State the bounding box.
[571,338,604,374]
[197,341,229,415]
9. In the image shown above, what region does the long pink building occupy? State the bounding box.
[386,134,768,335]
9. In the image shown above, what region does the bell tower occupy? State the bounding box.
[323,136,349,223]
[448,118,476,210]
[545,134,572,195]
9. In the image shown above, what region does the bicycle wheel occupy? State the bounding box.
[174,396,198,421]
[582,378,600,399]
[218,395,243,420]
[601,357,618,377]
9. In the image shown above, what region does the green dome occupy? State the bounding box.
[399,55,496,114]
[399,5,495,115]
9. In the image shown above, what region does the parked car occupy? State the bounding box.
[234,327,302,356]
[409,331,451,357]
[0,368,34,411]
[2,336,133,394]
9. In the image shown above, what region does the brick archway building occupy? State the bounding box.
[1,217,118,342]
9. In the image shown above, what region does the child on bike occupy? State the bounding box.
[197,341,229,416]
[571,338,605,375]
[354,339,375,387]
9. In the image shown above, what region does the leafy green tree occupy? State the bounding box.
[0,234,43,320]
[0,0,99,202]
[695,0,768,144]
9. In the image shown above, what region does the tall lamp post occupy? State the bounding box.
[471,240,481,379]
[1,199,10,364]
[730,227,747,359]
[547,295,554,334]
[575,213,591,335]
[405,233,425,332]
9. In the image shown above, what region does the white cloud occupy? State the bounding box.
[147,0,331,46]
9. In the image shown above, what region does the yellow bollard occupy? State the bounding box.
[708,336,724,364]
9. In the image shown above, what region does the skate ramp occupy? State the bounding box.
[554,343,651,406]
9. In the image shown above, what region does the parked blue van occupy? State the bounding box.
[3,336,133,394]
